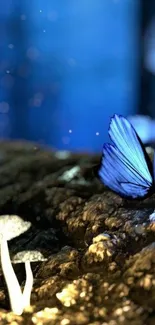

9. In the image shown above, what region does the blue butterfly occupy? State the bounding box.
[98,114,154,199]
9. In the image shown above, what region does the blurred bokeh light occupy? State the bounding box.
[0,0,141,151]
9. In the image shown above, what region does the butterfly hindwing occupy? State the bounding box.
[98,115,153,199]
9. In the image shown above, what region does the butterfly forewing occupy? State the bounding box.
[109,115,152,184]
[98,115,153,199]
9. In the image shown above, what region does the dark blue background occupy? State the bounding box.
[0,0,139,152]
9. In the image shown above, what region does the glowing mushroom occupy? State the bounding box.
[0,215,31,315]
[12,250,47,308]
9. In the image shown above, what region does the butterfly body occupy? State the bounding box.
[98,114,155,199]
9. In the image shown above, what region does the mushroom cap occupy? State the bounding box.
[12,250,47,263]
[0,215,31,241]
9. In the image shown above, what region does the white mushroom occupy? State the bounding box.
[12,250,47,308]
[0,215,31,315]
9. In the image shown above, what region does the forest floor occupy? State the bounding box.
[0,141,155,325]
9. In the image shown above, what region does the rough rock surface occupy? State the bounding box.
[0,141,155,324]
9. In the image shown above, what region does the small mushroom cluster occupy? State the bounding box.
[0,215,47,315]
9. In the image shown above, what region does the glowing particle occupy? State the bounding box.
[8,44,14,49]
[43,29,46,33]
[20,14,26,20]
[69,129,72,133]
[39,10,42,13]
[96,132,99,136]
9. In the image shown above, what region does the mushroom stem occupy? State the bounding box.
[0,238,24,315]
[22,261,33,308]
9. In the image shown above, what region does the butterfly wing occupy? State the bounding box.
[98,115,153,199]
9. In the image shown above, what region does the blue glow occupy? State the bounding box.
[0,1,140,151]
